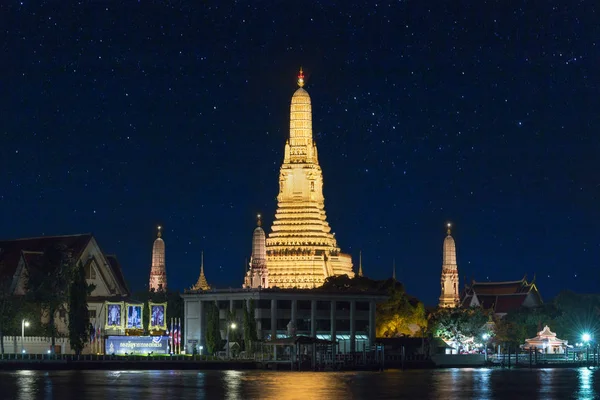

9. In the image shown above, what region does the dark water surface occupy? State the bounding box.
[0,368,598,400]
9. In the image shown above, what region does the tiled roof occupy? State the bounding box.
[105,255,130,296]
[469,279,531,295]
[0,234,92,281]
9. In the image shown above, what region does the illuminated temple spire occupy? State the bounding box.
[149,225,167,292]
[265,68,353,288]
[356,251,363,277]
[244,214,268,288]
[439,222,460,308]
[192,251,211,291]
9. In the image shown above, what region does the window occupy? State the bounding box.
[59,309,66,319]
[310,181,315,192]
[89,310,97,319]
[85,262,97,280]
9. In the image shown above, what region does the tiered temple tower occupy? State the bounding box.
[149,225,167,291]
[265,68,353,288]
[191,251,211,291]
[243,214,269,288]
[439,223,460,308]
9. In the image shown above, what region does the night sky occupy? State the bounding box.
[2,1,599,306]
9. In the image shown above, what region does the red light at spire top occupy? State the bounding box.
[297,67,305,87]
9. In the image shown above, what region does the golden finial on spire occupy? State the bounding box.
[297,67,305,88]
[257,213,262,227]
[447,222,452,235]
[358,250,363,277]
[157,225,162,238]
[201,251,204,274]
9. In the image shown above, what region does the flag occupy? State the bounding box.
[97,327,101,353]
[177,318,181,353]
[90,324,96,344]
[173,321,179,353]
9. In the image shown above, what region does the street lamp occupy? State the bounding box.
[21,320,30,354]
[482,333,490,362]
[226,322,237,359]
[582,333,591,344]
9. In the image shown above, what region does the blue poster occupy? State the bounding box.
[126,305,142,329]
[105,336,169,355]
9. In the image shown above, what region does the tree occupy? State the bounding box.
[26,243,74,353]
[494,304,558,348]
[376,286,427,337]
[428,307,489,351]
[68,262,93,355]
[552,291,600,343]
[0,279,19,354]
[205,302,222,355]
[243,299,258,353]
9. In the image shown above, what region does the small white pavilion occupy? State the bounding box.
[523,325,569,354]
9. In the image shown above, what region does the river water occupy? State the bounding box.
[0,368,598,400]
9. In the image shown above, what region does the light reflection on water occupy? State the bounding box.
[1,368,598,399]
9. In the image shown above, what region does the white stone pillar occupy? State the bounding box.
[270,299,277,339]
[330,300,337,360]
[271,299,277,359]
[198,300,205,354]
[350,300,356,353]
[291,299,297,335]
[310,300,317,337]
[369,300,376,348]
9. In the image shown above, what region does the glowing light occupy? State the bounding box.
[582,333,591,342]
[482,334,489,340]
[230,322,237,329]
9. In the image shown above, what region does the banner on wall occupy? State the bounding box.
[149,302,167,331]
[105,335,169,355]
[125,303,143,329]
[105,302,124,329]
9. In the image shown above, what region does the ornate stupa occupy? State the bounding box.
[439,223,460,308]
[265,68,353,288]
[243,214,269,289]
[191,251,211,291]
[149,225,167,292]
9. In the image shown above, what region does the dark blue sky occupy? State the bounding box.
[2,1,599,306]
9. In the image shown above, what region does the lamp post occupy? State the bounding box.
[482,334,490,362]
[582,333,591,366]
[226,322,237,359]
[21,320,30,354]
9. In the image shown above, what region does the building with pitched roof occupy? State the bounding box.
[0,233,130,344]
[461,276,542,317]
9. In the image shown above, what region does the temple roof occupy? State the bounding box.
[0,233,93,280]
[105,255,131,296]
[465,276,536,295]
[191,252,211,291]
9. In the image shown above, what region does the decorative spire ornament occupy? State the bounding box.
[297,67,305,87]
[192,251,211,291]
[357,251,363,277]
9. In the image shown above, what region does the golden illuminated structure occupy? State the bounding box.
[265,68,353,288]
[439,223,460,308]
[149,225,167,291]
[191,251,211,291]
[244,214,269,288]
[356,251,364,277]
